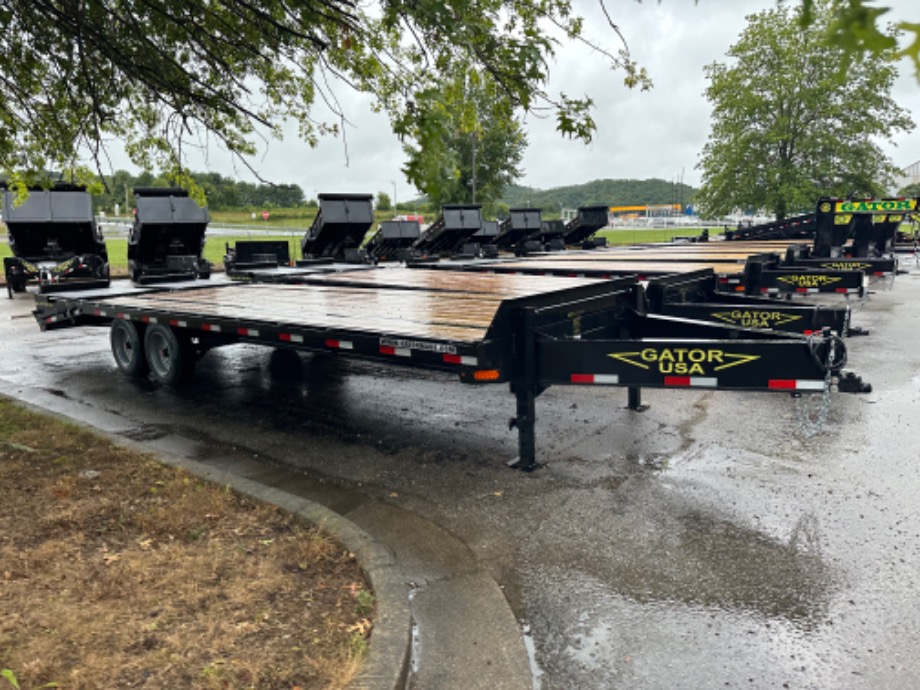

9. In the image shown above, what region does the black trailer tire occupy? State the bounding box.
[110,319,149,378]
[144,324,195,386]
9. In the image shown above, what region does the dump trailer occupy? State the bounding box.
[31,267,870,469]
[494,208,543,251]
[725,212,817,241]
[224,240,292,272]
[128,188,211,285]
[533,219,567,251]
[460,220,500,258]
[562,205,610,247]
[2,182,109,297]
[412,205,483,256]
[813,196,916,261]
[364,220,421,262]
[301,193,374,262]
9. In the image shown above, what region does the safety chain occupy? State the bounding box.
[793,334,838,438]
[794,369,833,438]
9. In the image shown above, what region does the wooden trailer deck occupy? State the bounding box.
[91,270,602,344]
[476,258,749,276]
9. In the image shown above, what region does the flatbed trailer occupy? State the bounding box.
[416,254,869,297]
[610,241,899,277]
[32,268,870,470]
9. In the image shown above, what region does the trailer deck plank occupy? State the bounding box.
[91,270,603,344]
[479,259,749,275]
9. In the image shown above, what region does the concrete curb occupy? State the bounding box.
[3,396,412,690]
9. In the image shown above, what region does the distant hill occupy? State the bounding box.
[502,178,697,210]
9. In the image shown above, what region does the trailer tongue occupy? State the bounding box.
[32,268,870,470]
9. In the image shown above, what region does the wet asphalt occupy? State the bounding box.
[2,266,919,689]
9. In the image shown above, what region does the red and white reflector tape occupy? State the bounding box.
[664,376,718,388]
[279,333,303,343]
[169,319,188,328]
[768,379,825,391]
[443,354,478,366]
[570,374,620,384]
[380,345,411,357]
[795,288,820,294]
[237,327,260,337]
[325,339,354,350]
[141,315,159,324]
[202,323,221,332]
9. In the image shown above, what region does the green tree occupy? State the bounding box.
[696,1,914,220]
[0,0,649,195]
[375,192,393,211]
[899,182,920,198]
[402,68,526,216]
[800,1,920,78]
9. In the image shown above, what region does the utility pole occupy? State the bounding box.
[470,133,477,204]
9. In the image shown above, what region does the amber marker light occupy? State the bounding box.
[473,369,501,381]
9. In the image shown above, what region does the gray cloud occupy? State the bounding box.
[105,1,920,197]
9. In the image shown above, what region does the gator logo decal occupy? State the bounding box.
[815,262,872,271]
[834,199,916,214]
[709,310,804,329]
[609,348,760,376]
[776,274,842,288]
[819,201,832,213]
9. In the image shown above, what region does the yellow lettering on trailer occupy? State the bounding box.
[776,274,842,288]
[835,199,916,214]
[710,310,804,329]
[610,349,759,375]
[817,262,872,271]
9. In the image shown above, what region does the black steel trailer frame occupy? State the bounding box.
[32,269,870,470]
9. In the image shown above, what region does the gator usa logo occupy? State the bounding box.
[709,309,804,329]
[776,274,841,288]
[835,199,916,214]
[814,261,872,271]
[609,348,760,376]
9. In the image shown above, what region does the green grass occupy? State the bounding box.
[596,228,711,245]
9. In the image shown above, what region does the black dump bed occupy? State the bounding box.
[128,187,210,283]
[563,205,609,245]
[226,240,292,269]
[413,205,483,255]
[537,219,567,244]
[301,193,374,259]
[475,220,500,240]
[365,220,422,261]
[494,208,542,249]
[2,183,106,261]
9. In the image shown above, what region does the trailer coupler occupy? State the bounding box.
[837,371,872,394]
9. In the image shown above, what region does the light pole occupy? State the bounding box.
[391,181,397,211]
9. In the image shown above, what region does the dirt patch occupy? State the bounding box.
[0,400,372,689]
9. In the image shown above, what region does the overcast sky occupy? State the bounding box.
[112,1,920,200]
